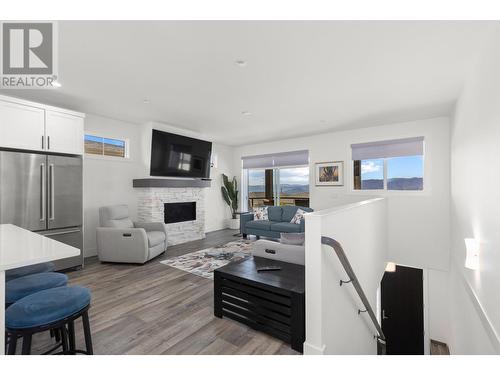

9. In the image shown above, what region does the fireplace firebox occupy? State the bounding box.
[164,202,196,224]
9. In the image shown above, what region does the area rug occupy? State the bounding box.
[160,239,253,279]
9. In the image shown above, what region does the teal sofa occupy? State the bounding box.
[240,206,313,239]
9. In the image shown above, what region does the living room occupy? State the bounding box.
[1,2,500,373]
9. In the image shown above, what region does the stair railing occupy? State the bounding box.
[321,236,386,351]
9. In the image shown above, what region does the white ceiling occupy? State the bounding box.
[1,21,493,146]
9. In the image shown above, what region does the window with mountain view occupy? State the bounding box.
[359,159,384,189]
[352,137,424,191]
[387,155,423,190]
[242,150,310,210]
[84,135,128,158]
[247,167,309,209]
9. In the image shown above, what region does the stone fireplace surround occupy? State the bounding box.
[134,179,209,245]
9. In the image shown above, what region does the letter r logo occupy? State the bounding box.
[2,23,53,74]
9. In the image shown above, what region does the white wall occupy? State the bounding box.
[83,119,235,257]
[448,27,500,354]
[233,117,451,345]
[83,114,144,257]
[304,198,388,354]
[204,143,236,232]
[138,121,235,233]
[233,117,450,271]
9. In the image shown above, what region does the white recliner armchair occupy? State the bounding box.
[96,205,167,264]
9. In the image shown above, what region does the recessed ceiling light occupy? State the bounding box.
[51,81,62,88]
[241,111,252,116]
[235,60,247,67]
[143,99,150,104]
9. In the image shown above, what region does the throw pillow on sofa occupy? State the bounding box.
[253,206,268,221]
[290,208,307,224]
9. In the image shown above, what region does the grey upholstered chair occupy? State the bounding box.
[96,205,167,264]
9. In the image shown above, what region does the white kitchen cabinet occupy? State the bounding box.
[45,110,84,154]
[0,96,84,155]
[0,100,45,151]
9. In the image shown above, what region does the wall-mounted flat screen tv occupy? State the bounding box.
[150,129,212,178]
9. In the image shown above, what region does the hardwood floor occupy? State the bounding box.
[28,229,299,355]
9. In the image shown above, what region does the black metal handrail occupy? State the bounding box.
[321,236,386,343]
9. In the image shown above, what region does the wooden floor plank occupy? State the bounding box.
[24,230,298,355]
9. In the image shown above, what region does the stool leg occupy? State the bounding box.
[82,311,93,355]
[7,333,17,355]
[68,320,76,354]
[54,328,61,342]
[60,327,69,354]
[21,334,32,355]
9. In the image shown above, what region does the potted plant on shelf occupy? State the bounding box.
[221,174,239,229]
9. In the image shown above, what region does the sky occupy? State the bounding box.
[84,134,125,147]
[248,167,309,186]
[362,156,423,179]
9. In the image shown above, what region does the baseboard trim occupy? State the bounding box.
[303,342,326,355]
[461,271,500,354]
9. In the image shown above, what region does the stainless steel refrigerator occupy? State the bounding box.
[0,150,83,270]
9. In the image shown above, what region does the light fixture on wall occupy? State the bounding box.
[385,262,396,273]
[464,238,480,270]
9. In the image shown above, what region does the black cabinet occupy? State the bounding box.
[214,257,305,353]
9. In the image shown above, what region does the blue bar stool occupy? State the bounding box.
[6,262,55,282]
[6,272,68,306]
[5,286,93,355]
[5,271,68,352]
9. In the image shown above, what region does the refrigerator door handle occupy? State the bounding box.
[40,163,46,221]
[49,163,55,221]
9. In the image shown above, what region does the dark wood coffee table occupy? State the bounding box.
[214,257,305,353]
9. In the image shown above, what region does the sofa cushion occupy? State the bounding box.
[281,206,299,222]
[245,220,272,231]
[253,206,268,221]
[290,208,308,224]
[100,205,131,227]
[146,231,166,247]
[108,218,134,229]
[267,206,282,222]
[270,222,301,233]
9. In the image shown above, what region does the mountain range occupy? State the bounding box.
[362,177,423,190]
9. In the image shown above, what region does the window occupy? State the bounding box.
[387,155,424,190]
[84,135,128,158]
[248,169,266,208]
[278,167,310,206]
[359,159,384,190]
[352,137,424,191]
[246,167,310,209]
[242,150,310,210]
